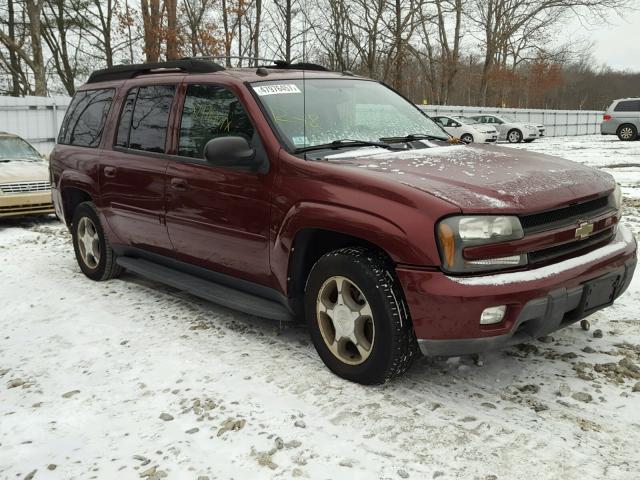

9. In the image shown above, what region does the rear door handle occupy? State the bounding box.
[104,166,117,178]
[170,178,188,191]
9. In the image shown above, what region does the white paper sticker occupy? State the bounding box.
[253,84,302,96]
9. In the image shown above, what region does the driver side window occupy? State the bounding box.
[179,84,254,159]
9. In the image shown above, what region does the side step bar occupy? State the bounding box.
[116,257,293,321]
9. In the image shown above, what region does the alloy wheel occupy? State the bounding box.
[620,127,634,140]
[316,276,375,365]
[508,130,522,143]
[77,216,101,269]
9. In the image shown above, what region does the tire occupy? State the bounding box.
[617,124,637,141]
[305,247,418,384]
[507,129,523,143]
[71,201,122,281]
[460,133,474,144]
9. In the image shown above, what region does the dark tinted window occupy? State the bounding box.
[58,89,114,147]
[126,85,175,153]
[178,85,254,159]
[614,100,640,112]
[116,89,137,147]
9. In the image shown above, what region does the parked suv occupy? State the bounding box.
[50,59,637,384]
[601,98,640,141]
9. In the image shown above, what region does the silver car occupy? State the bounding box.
[600,98,640,141]
[469,115,542,143]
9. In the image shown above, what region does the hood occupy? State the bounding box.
[324,143,614,214]
[0,160,49,184]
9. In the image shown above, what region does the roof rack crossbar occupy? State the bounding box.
[265,60,329,72]
[86,59,225,84]
[184,55,280,64]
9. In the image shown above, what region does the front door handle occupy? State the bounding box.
[104,166,117,178]
[170,178,188,191]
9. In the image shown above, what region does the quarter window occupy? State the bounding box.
[178,84,254,159]
[58,89,114,147]
[614,100,640,112]
[116,85,175,153]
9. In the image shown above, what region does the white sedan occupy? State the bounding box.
[431,115,498,144]
[468,114,542,143]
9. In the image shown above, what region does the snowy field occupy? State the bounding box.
[2,135,640,480]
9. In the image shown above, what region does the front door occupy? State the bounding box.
[100,84,176,253]
[164,83,273,286]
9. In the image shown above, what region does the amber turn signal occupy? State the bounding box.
[438,222,456,269]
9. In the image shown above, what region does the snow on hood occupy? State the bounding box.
[0,160,49,184]
[324,143,614,213]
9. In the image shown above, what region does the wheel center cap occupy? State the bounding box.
[333,306,353,338]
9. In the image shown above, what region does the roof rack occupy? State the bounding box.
[86,59,225,84]
[185,55,280,65]
[268,60,329,71]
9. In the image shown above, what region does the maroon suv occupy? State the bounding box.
[50,59,637,384]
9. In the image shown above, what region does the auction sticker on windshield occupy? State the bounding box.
[253,84,302,96]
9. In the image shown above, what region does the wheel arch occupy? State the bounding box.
[60,186,93,227]
[286,227,393,315]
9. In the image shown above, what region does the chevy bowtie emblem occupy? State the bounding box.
[575,222,594,240]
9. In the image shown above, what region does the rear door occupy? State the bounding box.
[99,83,177,253]
[164,82,274,286]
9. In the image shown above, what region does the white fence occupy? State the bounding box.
[0,95,71,155]
[418,105,604,137]
[0,95,605,155]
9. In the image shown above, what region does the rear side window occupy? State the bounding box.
[58,89,114,147]
[614,100,640,112]
[178,84,254,159]
[116,85,175,153]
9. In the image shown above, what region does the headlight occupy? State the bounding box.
[437,216,526,273]
[611,183,622,212]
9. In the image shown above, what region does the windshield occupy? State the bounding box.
[0,136,42,161]
[455,116,479,125]
[251,78,448,150]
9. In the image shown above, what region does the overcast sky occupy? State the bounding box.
[569,6,640,71]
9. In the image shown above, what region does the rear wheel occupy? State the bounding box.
[507,129,523,143]
[617,124,637,141]
[305,247,418,384]
[72,202,122,281]
[460,133,474,144]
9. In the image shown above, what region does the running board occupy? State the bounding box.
[116,256,293,321]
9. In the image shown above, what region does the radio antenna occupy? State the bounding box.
[302,0,308,155]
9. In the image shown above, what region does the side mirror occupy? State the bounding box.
[203,136,258,169]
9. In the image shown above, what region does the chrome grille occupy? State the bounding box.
[0,181,51,194]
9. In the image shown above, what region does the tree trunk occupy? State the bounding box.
[25,0,46,95]
[141,0,161,62]
[165,0,179,60]
[7,0,22,96]
[253,0,261,66]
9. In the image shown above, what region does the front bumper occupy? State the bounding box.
[0,191,54,218]
[396,224,637,356]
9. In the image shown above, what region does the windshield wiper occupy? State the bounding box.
[295,138,402,154]
[379,133,450,143]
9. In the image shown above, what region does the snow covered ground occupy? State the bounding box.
[1,135,640,480]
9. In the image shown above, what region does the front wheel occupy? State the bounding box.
[305,247,418,384]
[72,201,122,281]
[507,129,523,143]
[461,133,474,144]
[618,124,637,141]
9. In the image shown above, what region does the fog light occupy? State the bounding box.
[480,305,506,325]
